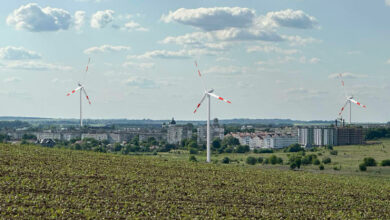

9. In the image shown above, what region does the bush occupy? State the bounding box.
[257,157,264,163]
[319,164,324,170]
[189,148,198,154]
[363,157,377,166]
[301,154,318,165]
[235,145,250,153]
[258,149,274,154]
[326,145,333,150]
[189,156,197,162]
[269,155,283,165]
[322,157,331,164]
[246,156,257,165]
[313,159,321,165]
[359,163,367,171]
[333,166,341,171]
[330,150,338,156]
[289,156,301,170]
[380,159,390,166]
[222,157,230,164]
[284,144,305,153]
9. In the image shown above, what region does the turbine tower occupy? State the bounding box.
[66,58,92,127]
[337,73,366,124]
[193,61,231,163]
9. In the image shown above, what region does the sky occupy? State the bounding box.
[0,0,389,122]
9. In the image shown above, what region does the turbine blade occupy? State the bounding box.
[194,60,207,91]
[66,86,82,96]
[193,94,207,114]
[86,58,91,72]
[208,93,231,104]
[349,98,366,108]
[338,100,349,116]
[338,73,347,97]
[82,88,92,105]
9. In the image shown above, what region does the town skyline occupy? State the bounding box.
[1,1,390,122]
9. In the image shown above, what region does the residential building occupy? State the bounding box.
[197,118,224,144]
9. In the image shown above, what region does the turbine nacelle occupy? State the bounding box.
[207,89,214,94]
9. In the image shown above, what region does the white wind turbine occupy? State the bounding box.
[66,58,92,127]
[337,73,366,124]
[193,61,231,163]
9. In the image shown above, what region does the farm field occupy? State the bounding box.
[163,139,390,177]
[1,143,390,218]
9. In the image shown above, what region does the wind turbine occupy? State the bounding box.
[193,61,231,163]
[66,58,92,127]
[337,73,366,124]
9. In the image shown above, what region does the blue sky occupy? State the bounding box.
[0,0,389,122]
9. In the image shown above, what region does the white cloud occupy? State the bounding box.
[124,77,159,88]
[123,21,149,32]
[162,28,283,49]
[0,46,41,60]
[283,35,322,46]
[3,77,22,83]
[246,45,300,54]
[3,61,72,71]
[74,11,86,30]
[386,0,390,6]
[7,3,71,32]
[84,45,131,54]
[298,56,320,64]
[91,10,114,28]
[122,61,155,70]
[128,48,221,60]
[285,87,326,99]
[161,7,256,31]
[329,72,368,79]
[261,9,318,29]
[309,57,320,64]
[204,65,247,75]
[129,50,190,59]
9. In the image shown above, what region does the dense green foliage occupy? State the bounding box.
[366,128,390,140]
[254,149,274,154]
[381,159,390,166]
[359,163,367,171]
[330,150,338,155]
[363,157,377,167]
[284,144,305,153]
[1,144,390,218]
[246,156,257,165]
[221,157,230,164]
[322,157,332,164]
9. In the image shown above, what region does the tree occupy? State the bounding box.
[114,143,122,152]
[235,145,250,153]
[363,157,377,166]
[380,159,390,166]
[212,138,222,150]
[289,156,301,170]
[322,157,331,164]
[189,155,197,162]
[222,136,240,147]
[22,134,37,140]
[284,144,304,153]
[222,157,230,164]
[246,157,257,165]
[359,163,367,171]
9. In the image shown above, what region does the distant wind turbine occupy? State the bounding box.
[193,61,231,163]
[337,73,366,124]
[66,58,92,127]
